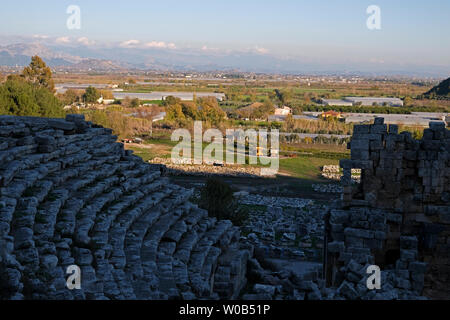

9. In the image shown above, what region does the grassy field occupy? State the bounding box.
[126,139,341,183]
[126,143,172,162]
[279,156,338,180]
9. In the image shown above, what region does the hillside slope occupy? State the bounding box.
[424,77,450,99]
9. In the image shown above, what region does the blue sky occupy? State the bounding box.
[1,0,449,68]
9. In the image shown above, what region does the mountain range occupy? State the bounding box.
[0,41,449,77]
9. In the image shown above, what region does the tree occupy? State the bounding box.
[252,100,274,119]
[22,56,55,92]
[199,178,248,226]
[121,96,132,108]
[404,96,414,107]
[275,89,293,106]
[58,89,80,105]
[83,86,101,103]
[0,77,64,118]
[181,101,198,119]
[130,98,140,108]
[284,114,295,132]
[99,90,114,100]
[166,103,186,125]
[164,96,181,106]
[197,97,226,125]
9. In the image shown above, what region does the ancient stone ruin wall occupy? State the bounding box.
[0,115,250,300]
[325,118,450,299]
[341,118,449,214]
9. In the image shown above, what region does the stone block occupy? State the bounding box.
[370,140,383,151]
[254,284,276,296]
[400,249,417,262]
[353,125,370,134]
[422,129,434,140]
[350,139,369,150]
[400,236,418,249]
[338,252,352,264]
[395,277,411,290]
[389,124,399,134]
[374,231,386,240]
[370,124,387,134]
[66,114,85,122]
[48,119,76,131]
[328,241,345,253]
[330,210,349,224]
[336,281,358,300]
[429,122,445,131]
[364,239,383,250]
[345,236,364,247]
[351,149,369,160]
[386,213,402,224]
[408,262,427,274]
[330,223,344,233]
[344,228,374,239]
[350,209,367,222]
[374,117,385,125]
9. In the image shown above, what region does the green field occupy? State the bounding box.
[126,146,160,162]
[279,156,338,180]
[126,139,341,183]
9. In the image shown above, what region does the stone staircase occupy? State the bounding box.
[0,115,250,300]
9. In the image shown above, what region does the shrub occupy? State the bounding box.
[199,178,248,226]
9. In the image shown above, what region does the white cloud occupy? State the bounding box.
[369,58,385,64]
[120,39,141,48]
[201,45,217,51]
[77,37,94,46]
[255,47,269,54]
[33,34,49,39]
[56,37,71,44]
[145,41,176,49]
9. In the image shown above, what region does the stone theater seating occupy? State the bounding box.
[0,115,250,300]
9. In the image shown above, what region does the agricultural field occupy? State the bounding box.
[54,72,446,199]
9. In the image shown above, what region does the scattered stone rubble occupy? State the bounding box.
[0,115,251,300]
[149,158,271,178]
[312,165,360,194]
[312,184,343,194]
[242,204,325,254]
[325,208,427,300]
[236,200,330,300]
[321,165,361,183]
[237,194,313,209]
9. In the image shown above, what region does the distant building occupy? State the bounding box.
[322,97,404,107]
[320,110,344,119]
[274,106,292,116]
[268,114,316,122]
[103,99,115,105]
[152,112,167,122]
[268,115,287,122]
[344,97,404,107]
[322,99,353,107]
